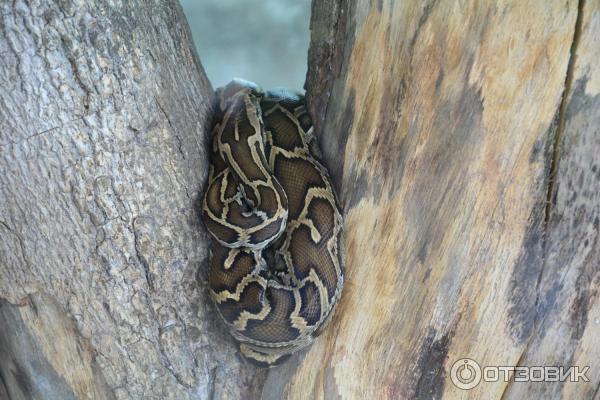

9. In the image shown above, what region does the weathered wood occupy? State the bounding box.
[262,0,600,399]
[0,1,265,398]
[505,0,600,398]
[0,293,114,399]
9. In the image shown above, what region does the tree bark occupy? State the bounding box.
[0,1,265,399]
[261,0,600,399]
[2,0,599,399]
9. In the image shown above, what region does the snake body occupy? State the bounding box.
[202,79,344,366]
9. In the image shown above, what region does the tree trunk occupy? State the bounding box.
[2,0,599,400]
[261,0,600,399]
[0,1,265,399]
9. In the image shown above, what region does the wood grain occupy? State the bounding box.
[505,0,600,398]
[0,293,114,399]
[262,0,600,398]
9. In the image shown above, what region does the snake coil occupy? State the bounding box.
[202,79,344,366]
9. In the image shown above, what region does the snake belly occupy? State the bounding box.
[202,79,344,366]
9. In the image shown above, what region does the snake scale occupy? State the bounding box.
[201,79,344,366]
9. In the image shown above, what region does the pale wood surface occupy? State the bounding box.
[261,0,600,398]
[506,1,600,398]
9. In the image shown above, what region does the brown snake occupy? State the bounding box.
[201,79,344,366]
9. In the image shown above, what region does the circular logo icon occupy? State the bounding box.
[450,358,482,390]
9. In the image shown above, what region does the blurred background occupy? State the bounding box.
[180,0,311,90]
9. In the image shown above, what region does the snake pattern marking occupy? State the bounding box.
[202,79,344,366]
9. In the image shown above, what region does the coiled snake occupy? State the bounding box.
[202,79,344,366]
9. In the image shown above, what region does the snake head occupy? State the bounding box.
[215,78,263,116]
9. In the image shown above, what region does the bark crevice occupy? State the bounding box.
[544,0,585,229]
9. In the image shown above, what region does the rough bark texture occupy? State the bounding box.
[261,0,600,399]
[0,1,266,399]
